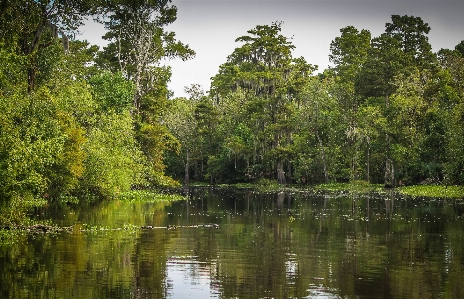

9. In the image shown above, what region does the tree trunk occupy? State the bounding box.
[384,93,395,188]
[184,148,190,187]
[366,138,370,183]
[277,160,286,185]
[316,128,329,184]
[287,160,292,184]
[384,136,395,188]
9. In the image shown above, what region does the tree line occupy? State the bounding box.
[164,17,464,188]
[0,1,463,212]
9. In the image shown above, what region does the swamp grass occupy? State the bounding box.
[313,182,464,199]
[314,181,384,193]
[239,179,385,194]
[116,189,186,202]
[223,180,464,199]
[398,185,464,199]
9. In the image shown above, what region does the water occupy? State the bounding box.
[1,187,464,298]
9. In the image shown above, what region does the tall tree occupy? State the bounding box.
[329,26,371,86]
[355,15,435,187]
[385,15,435,69]
[455,40,464,57]
[437,46,464,184]
[94,0,195,186]
[329,26,371,180]
[95,0,195,113]
[211,22,296,184]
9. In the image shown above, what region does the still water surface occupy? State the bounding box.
[1,187,464,298]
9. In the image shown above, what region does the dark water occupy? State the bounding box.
[1,187,464,299]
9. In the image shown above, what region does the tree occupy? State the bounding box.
[355,15,435,187]
[329,26,371,86]
[455,40,464,57]
[355,34,406,186]
[293,78,341,183]
[437,46,464,185]
[388,70,429,184]
[80,111,145,197]
[385,15,435,69]
[95,0,195,113]
[211,22,297,184]
[0,0,93,92]
[329,26,371,180]
[0,87,86,202]
[88,71,135,113]
[163,96,196,185]
[93,0,194,186]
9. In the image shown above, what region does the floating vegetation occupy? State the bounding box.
[79,223,220,233]
[315,181,384,194]
[116,190,185,202]
[398,185,464,199]
[218,179,294,193]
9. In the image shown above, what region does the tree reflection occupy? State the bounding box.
[1,188,464,298]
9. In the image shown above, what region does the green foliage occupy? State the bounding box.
[398,185,464,199]
[80,111,144,198]
[0,0,94,92]
[89,71,135,113]
[0,193,47,226]
[0,43,28,93]
[95,0,194,113]
[165,16,464,188]
[117,190,184,202]
[0,88,68,200]
[455,40,464,57]
[0,0,193,226]
[329,25,371,85]
[208,22,312,184]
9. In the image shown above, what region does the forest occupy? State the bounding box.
[1,1,464,218]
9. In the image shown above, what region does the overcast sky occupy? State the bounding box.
[80,0,464,98]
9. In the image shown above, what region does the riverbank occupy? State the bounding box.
[195,179,464,199]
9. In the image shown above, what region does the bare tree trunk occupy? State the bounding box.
[123,8,156,113]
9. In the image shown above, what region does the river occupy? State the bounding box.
[1,187,463,298]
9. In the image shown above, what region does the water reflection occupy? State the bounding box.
[1,187,464,298]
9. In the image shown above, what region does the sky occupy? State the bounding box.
[80,0,464,98]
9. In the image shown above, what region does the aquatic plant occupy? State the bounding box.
[315,181,384,194]
[116,190,185,202]
[398,185,464,199]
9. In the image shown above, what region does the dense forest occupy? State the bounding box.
[1,1,463,214]
[164,17,464,188]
